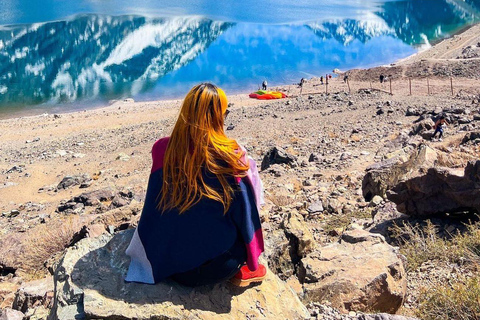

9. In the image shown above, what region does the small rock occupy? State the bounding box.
[6,166,24,174]
[303,180,314,187]
[57,174,91,190]
[73,153,86,159]
[56,150,68,157]
[369,195,383,207]
[308,153,320,162]
[307,201,324,214]
[0,309,24,320]
[116,153,130,161]
[340,152,352,160]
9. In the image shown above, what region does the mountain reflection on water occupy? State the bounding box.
[0,0,479,114]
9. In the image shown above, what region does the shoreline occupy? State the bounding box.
[395,22,480,66]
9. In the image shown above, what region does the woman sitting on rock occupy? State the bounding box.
[125,83,266,287]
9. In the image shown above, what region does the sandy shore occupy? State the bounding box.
[396,23,480,65]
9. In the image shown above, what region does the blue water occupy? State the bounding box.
[0,0,479,117]
[0,0,401,25]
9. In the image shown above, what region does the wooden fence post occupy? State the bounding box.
[347,78,351,94]
[450,77,454,96]
[325,74,328,94]
[409,78,412,95]
[389,78,392,95]
[427,78,430,95]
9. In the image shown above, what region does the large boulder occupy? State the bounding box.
[409,118,435,139]
[50,229,309,320]
[298,229,406,314]
[387,160,480,216]
[362,144,437,201]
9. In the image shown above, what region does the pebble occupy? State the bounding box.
[308,201,324,213]
[116,153,130,161]
[369,195,383,207]
[25,137,40,143]
[73,153,86,158]
[56,150,68,157]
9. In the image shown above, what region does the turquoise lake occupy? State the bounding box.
[0,0,480,117]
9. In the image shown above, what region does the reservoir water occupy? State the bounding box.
[0,0,479,117]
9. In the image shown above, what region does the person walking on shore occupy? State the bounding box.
[299,78,306,94]
[262,80,268,90]
[125,83,266,287]
[432,115,448,141]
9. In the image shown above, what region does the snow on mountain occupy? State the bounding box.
[0,15,232,105]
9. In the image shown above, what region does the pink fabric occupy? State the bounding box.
[245,228,264,271]
[237,146,264,270]
[151,137,170,173]
[238,145,264,210]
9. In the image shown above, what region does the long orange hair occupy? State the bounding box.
[158,83,249,214]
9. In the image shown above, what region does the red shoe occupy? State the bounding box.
[230,264,267,287]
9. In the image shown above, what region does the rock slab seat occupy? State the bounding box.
[50,229,309,320]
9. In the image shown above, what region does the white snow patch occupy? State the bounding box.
[102,17,200,67]
[51,71,76,100]
[25,62,46,76]
[418,33,432,51]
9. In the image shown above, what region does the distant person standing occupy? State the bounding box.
[320,76,324,85]
[343,74,349,83]
[299,78,306,95]
[379,74,385,83]
[432,115,448,141]
[262,80,268,90]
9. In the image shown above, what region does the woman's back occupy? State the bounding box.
[125,84,264,286]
